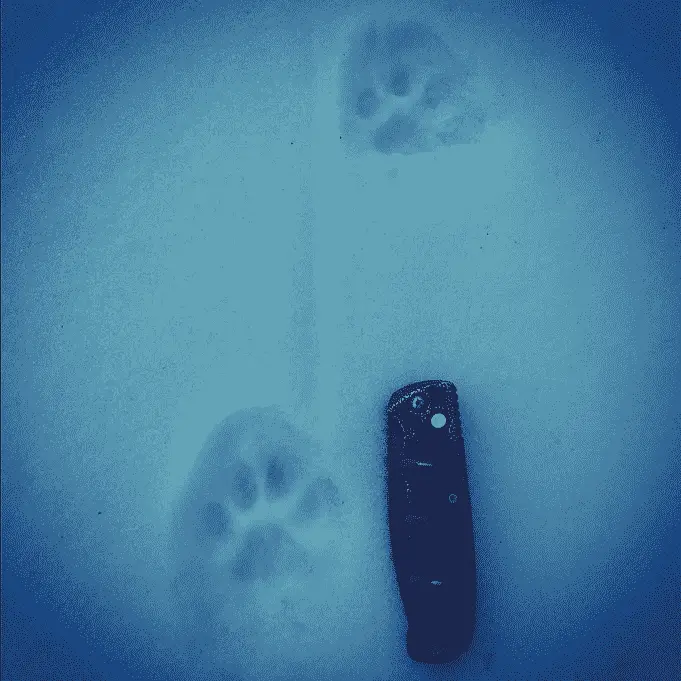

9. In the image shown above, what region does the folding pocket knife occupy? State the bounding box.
[386,379,476,664]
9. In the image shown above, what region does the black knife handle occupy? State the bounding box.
[386,380,476,663]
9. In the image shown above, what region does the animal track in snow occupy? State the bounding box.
[338,16,490,155]
[169,407,345,625]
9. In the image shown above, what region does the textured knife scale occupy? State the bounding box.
[386,380,476,663]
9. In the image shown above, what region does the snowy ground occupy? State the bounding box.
[2,0,680,680]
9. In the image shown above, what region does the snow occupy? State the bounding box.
[2,0,679,679]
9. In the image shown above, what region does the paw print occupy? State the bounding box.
[338,17,489,156]
[169,407,344,624]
